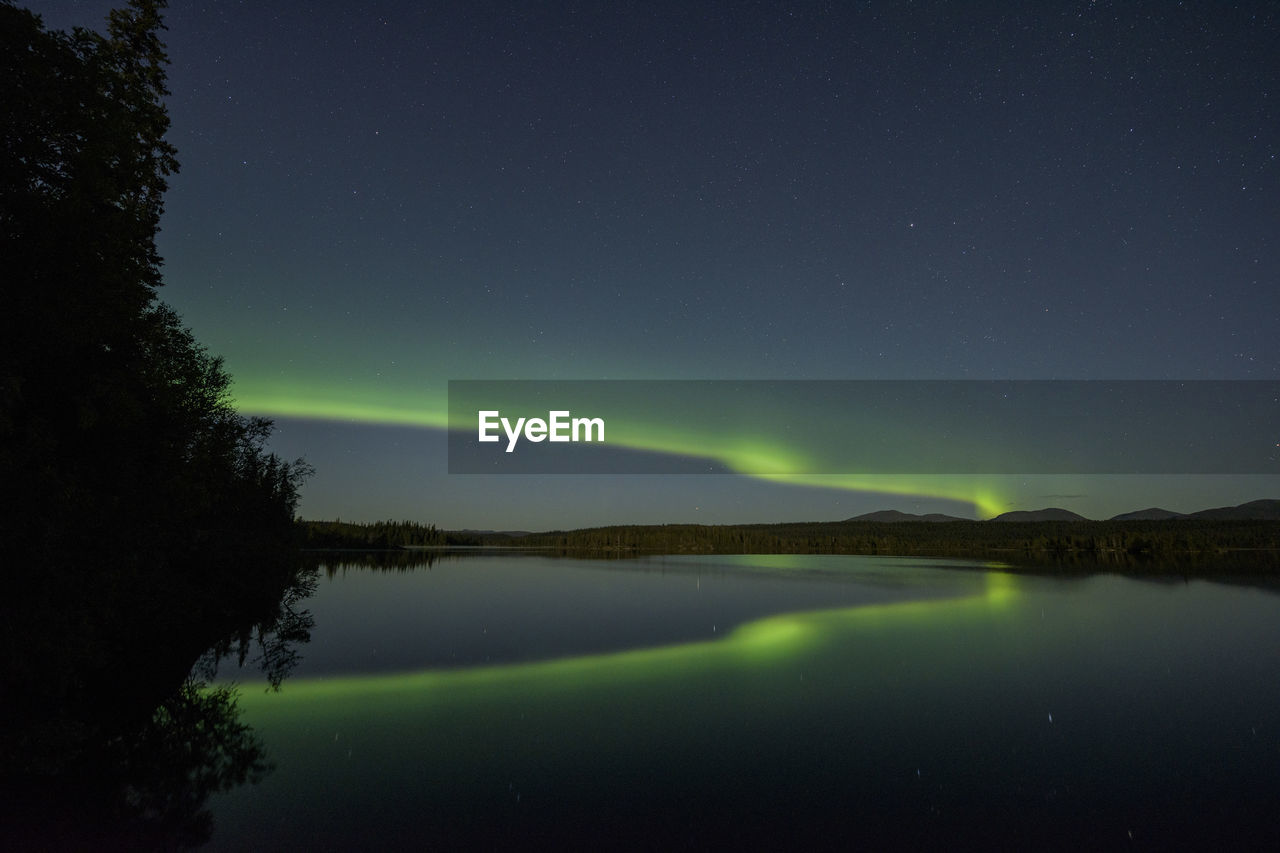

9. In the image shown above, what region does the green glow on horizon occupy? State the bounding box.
[232,570,1019,703]
[233,385,1010,517]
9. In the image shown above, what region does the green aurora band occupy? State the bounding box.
[232,385,1010,517]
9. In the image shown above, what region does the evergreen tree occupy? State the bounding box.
[0,1,313,793]
[0,0,307,577]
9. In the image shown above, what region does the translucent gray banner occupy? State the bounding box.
[447,380,1279,475]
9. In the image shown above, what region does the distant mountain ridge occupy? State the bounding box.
[992,508,1088,522]
[1186,499,1280,520]
[1110,507,1185,521]
[840,500,1280,523]
[845,510,967,523]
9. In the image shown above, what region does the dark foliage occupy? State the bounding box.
[494,518,1280,573]
[0,2,316,845]
[0,0,309,585]
[299,518,458,549]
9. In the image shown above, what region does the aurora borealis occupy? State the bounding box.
[29,0,1279,526]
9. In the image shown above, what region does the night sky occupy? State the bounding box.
[30,1,1279,526]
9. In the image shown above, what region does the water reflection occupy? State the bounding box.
[200,567,319,690]
[208,556,1280,850]
[236,567,1022,698]
[281,552,1020,675]
[0,557,318,850]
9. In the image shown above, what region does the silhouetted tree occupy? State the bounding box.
[0,0,307,584]
[0,0,312,801]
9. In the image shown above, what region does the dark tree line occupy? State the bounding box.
[1,0,308,585]
[300,519,462,549]
[491,519,1280,572]
[1,2,315,844]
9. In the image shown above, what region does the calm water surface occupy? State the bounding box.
[208,553,1280,850]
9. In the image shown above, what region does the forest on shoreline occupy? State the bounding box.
[2,4,312,845]
[299,517,1280,574]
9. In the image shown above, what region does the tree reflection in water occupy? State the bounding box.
[0,560,318,851]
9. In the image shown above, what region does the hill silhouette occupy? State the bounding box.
[845,510,967,523]
[1188,499,1280,520]
[991,508,1088,522]
[1110,507,1186,521]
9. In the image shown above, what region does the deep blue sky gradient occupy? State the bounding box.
[29,1,1279,525]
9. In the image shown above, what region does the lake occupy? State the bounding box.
[206,552,1280,850]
